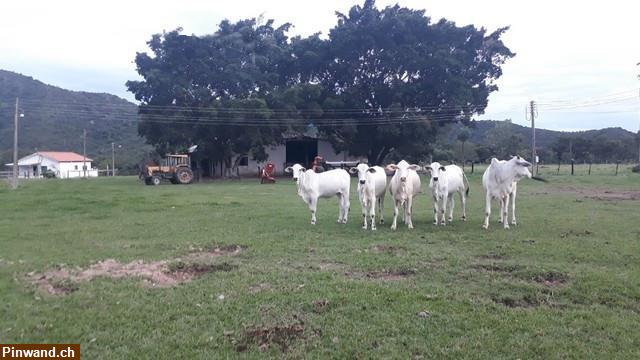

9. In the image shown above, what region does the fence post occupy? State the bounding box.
[615,161,620,176]
[557,161,560,175]
[588,162,592,175]
[471,162,474,174]
[571,159,574,175]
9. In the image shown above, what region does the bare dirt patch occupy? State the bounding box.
[530,271,570,287]
[492,295,543,308]
[29,245,244,295]
[475,253,509,261]
[363,269,416,281]
[560,230,593,238]
[550,186,640,201]
[311,299,330,313]
[235,322,305,352]
[472,263,522,273]
[370,245,407,254]
[314,261,347,272]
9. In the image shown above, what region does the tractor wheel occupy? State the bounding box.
[175,168,194,184]
[151,175,162,186]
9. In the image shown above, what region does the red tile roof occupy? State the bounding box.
[38,151,92,162]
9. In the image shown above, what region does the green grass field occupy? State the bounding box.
[1,168,639,359]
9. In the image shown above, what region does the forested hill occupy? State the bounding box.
[466,120,635,149]
[445,120,637,163]
[0,70,150,172]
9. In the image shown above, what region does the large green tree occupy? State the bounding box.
[126,19,303,173]
[311,0,514,164]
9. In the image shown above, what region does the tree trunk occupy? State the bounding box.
[461,141,466,170]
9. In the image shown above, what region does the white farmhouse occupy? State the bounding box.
[5,151,98,179]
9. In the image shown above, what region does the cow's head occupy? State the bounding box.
[510,156,532,180]
[425,162,447,182]
[386,160,420,182]
[284,163,306,183]
[349,163,377,185]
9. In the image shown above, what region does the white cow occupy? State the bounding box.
[349,164,387,230]
[425,162,470,226]
[386,160,421,230]
[284,163,350,225]
[482,156,532,230]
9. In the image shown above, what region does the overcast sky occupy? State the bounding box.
[1,0,638,131]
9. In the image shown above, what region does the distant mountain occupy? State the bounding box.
[464,120,635,149]
[0,70,151,172]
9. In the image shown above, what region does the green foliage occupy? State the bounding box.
[127,20,302,170]
[485,121,527,159]
[127,1,514,166]
[316,1,514,164]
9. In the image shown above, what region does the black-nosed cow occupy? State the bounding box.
[285,163,350,225]
[349,164,387,230]
[426,162,470,225]
[386,160,421,230]
[481,156,532,230]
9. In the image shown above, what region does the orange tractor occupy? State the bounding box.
[142,154,194,185]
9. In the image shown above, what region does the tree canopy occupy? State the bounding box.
[127,0,515,168]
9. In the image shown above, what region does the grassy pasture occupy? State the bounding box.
[0,169,639,359]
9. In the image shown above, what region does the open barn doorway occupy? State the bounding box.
[286,139,317,168]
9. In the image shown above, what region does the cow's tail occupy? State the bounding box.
[463,172,470,197]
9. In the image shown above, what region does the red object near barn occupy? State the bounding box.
[260,163,276,183]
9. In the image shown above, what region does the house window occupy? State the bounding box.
[74,165,78,170]
[239,156,249,166]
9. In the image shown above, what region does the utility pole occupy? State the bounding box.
[11,98,19,189]
[83,129,87,178]
[112,142,115,176]
[529,100,537,174]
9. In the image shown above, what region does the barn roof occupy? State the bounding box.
[38,152,92,162]
[6,151,93,166]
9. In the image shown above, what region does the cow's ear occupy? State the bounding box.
[409,164,421,171]
[440,166,446,171]
[348,167,358,174]
[367,167,376,173]
[284,167,293,173]
[386,164,398,171]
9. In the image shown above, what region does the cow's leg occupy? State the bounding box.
[439,195,447,226]
[510,190,517,226]
[502,194,510,230]
[447,194,455,223]
[342,195,350,224]
[391,199,400,230]
[406,197,414,229]
[360,198,367,229]
[432,196,439,225]
[460,190,467,221]
[378,195,385,224]
[482,192,491,229]
[370,200,377,231]
[309,197,318,225]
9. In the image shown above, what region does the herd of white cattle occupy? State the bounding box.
[284,156,533,230]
